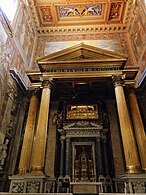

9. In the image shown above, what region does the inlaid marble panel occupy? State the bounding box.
[44,39,120,55]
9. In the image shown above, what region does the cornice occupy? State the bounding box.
[36,24,128,36]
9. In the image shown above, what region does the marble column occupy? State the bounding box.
[113,76,141,173]
[129,88,146,172]
[18,90,38,174]
[60,136,65,177]
[31,79,53,173]
[65,137,71,177]
[96,137,104,177]
[102,137,109,177]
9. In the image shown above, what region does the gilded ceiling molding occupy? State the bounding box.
[27,0,134,35]
[36,24,128,35]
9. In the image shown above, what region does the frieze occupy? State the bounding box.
[41,32,127,41]
[63,121,103,129]
[65,129,101,137]
[43,67,120,73]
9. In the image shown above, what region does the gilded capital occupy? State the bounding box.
[112,75,125,88]
[60,135,65,143]
[42,78,53,89]
[30,88,40,97]
[126,85,135,96]
[66,137,71,142]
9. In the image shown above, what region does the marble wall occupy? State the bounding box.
[0,2,34,189]
[128,0,146,86]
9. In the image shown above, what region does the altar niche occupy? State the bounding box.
[56,101,114,193]
[72,142,96,182]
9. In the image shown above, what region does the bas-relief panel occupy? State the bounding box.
[128,1,146,64]
[14,5,35,65]
[59,5,102,17]
[44,39,120,56]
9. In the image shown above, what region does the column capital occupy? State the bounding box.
[127,85,135,96]
[60,135,66,143]
[112,75,125,88]
[96,137,101,141]
[29,88,40,97]
[42,78,53,89]
[66,137,71,142]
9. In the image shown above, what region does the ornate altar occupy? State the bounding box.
[56,102,114,193]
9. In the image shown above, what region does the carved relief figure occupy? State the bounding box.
[109,3,121,20]
[59,5,102,17]
[81,5,102,16]
[40,7,52,22]
[0,138,9,170]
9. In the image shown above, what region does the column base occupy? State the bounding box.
[121,173,146,193]
[126,165,141,174]
[9,174,56,193]
[31,165,43,172]
[18,169,29,175]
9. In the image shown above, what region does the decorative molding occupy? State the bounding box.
[65,129,101,137]
[36,25,128,35]
[63,121,103,129]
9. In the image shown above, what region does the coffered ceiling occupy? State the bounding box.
[27,0,133,34]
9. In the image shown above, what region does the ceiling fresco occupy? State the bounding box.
[28,0,132,34]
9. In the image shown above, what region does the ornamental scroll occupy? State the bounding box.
[66,104,98,120]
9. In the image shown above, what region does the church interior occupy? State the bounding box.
[0,0,146,194]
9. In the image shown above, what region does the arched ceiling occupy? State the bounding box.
[28,0,133,35]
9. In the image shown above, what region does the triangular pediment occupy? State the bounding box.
[37,43,127,72]
[37,43,127,62]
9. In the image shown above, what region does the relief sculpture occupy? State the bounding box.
[0,138,9,170]
[59,5,102,17]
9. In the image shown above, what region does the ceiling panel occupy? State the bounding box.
[28,0,131,34]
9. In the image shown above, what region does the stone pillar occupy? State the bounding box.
[60,136,65,176]
[113,76,141,174]
[65,137,71,177]
[18,91,38,174]
[31,79,53,173]
[96,137,104,177]
[102,137,109,177]
[129,88,146,172]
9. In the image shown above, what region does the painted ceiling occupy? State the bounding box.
[28,0,133,34]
